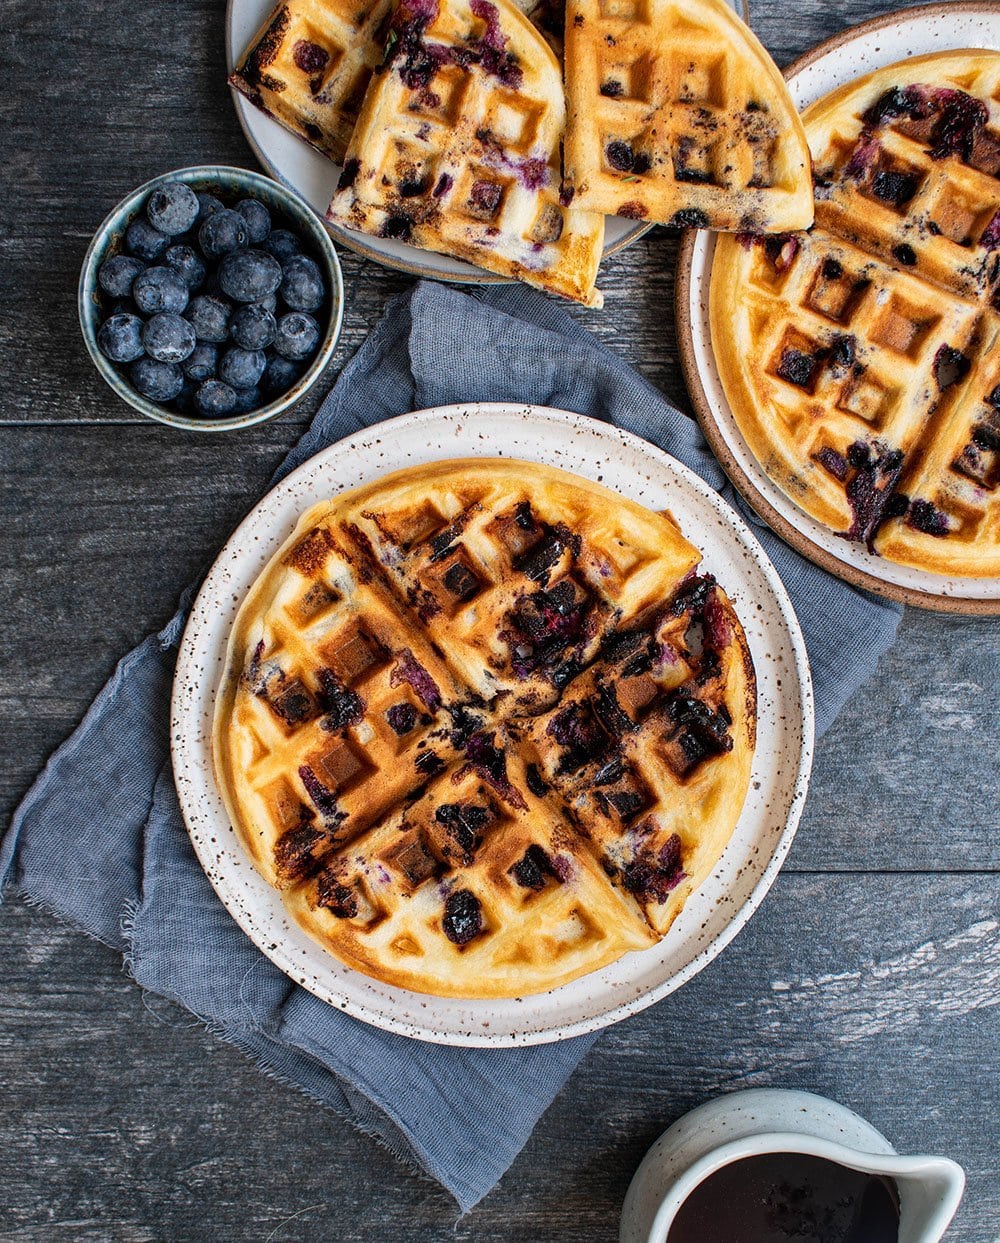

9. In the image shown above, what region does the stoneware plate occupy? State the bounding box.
[223,0,658,281]
[677,2,1000,614]
[171,404,814,1046]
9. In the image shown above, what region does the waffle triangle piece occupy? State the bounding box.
[326,0,606,306]
[229,0,394,163]
[562,0,813,232]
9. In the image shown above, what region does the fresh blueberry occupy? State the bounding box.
[164,244,206,291]
[194,379,239,417]
[231,384,263,414]
[262,352,303,396]
[146,182,200,235]
[97,313,145,363]
[274,311,321,360]
[185,294,232,343]
[98,254,145,299]
[133,266,189,315]
[218,248,282,302]
[196,192,224,223]
[230,303,277,350]
[130,357,184,402]
[262,229,301,262]
[199,209,249,259]
[125,218,170,261]
[174,381,197,414]
[236,198,272,244]
[218,346,266,389]
[182,342,218,381]
[201,267,225,297]
[258,292,277,313]
[279,255,325,311]
[142,313,197,363]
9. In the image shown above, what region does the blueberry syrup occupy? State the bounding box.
[665,1152,900,1243]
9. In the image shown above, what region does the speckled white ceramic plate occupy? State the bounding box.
[171,404,813,1046]
[678,3,1000,613]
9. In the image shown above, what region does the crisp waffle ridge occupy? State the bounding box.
[711,50,1000,578]
[562,0,813,231]
[325,0,605,306]
[213,459,757,998]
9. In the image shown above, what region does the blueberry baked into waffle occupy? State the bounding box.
[213,460,756,998]
[711,50,1000,578]
[561,0,813,232]
[325,0,606,305]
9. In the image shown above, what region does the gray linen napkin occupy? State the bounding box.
[1,280,901,1212]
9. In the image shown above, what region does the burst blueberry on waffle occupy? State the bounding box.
[711,50,1000,577]
[213,460,757,998]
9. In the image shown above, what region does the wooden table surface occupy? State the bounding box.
[2,0,998,1237]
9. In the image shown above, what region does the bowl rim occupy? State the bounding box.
[78,163,345,433]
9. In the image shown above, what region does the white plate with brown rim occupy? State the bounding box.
[677,2,1000,614]
[171,403,813,1046]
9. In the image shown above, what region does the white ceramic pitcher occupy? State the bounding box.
[620,1088,965,1243]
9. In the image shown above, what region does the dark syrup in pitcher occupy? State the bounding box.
[665,1152,900,1243]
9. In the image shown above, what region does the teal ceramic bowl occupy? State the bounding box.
[79,165,344,432]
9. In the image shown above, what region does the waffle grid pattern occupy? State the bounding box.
[712,52,1000,576]
[562,0,812,231]
[325,0,605,306]
[229,0,394,162]
[215,463,755,997]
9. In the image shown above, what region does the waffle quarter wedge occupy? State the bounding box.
[711,50,1000,578]
[229,0,394,163]
[213,459,756,998]
[562,0,813,232]
[326,0,605,305]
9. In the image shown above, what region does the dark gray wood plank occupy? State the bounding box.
[0,874,996,1241]
[2,0,998,1236]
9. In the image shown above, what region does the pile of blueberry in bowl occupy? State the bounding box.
[79,166,344,431]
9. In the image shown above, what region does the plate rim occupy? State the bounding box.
[222,0,652,284]
[675,1,1000,616]
[170,402,815,1046]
